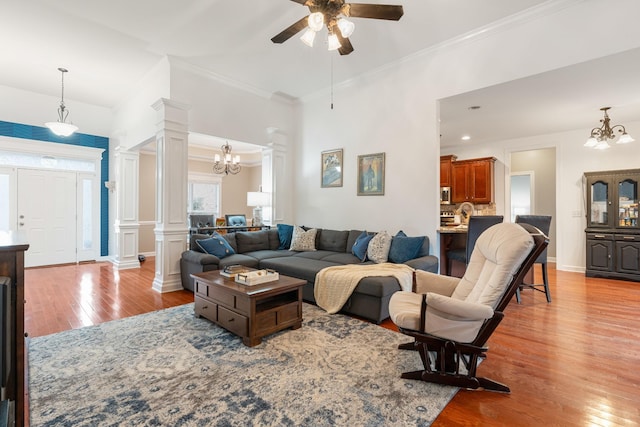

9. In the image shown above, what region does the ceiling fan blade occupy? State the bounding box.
[336,33,354,56]
[345,4,404,20]
[271,16,309,44]
[290,0,309,4]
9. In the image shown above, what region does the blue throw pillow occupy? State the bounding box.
[388,231,425,263]
[196,232,236,258]
[352,231,374,262]
[277,224,294,250]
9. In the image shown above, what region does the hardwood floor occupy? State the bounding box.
[24,259,640,426]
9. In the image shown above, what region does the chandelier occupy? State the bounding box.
[300,11,355,51]
[584,107,634,150]
[45,67,79,137]
[213,142,241,175]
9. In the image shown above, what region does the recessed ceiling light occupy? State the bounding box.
[461,135,471,141]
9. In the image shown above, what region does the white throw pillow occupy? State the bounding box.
[289,226,317,251]
[367,231,392,263]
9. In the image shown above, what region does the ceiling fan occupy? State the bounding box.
[271,0,404,55]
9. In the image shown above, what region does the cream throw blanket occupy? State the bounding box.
[314,263,415,314]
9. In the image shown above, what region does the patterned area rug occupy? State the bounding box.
[29,303,458,426]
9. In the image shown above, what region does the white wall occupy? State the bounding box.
[296,0,640,263]
[0,85,112,137]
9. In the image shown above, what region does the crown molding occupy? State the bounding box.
[301,0,585,103]
[168,56,299,105]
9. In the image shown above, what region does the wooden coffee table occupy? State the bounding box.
[191,270,305,346]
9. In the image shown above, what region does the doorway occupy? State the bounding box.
[0,137,103,267]
[510,171,534,222]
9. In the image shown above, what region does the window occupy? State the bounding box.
[188,179,220,218]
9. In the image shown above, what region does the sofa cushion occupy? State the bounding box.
[317,229,349,252]
[388,231,425,263]
[189,233,212,253]
[346,230,364,253]
[322,252,364,265]
[196,233,236,258]
[223,232,238,253]
[243,250,295,262]
[290,226,317,251]
[267,229,281,250]
[368,231,392,263]
[260,257,340,284]
[352,231,374,261]
[236,230,270,253]
[217,254,260,269]
[277,224,294,249]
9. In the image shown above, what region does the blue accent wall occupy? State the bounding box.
[0,120,110,256]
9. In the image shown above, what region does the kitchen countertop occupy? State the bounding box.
[438,225,468,233]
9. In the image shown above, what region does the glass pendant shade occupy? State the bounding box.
[594,140,610,150]
[337,18,355,38]
[308,12,324,31]
[617,133,635,144]
[45,121,79,137]
[584,137,598,147]
[300,28,316,47]
[327,33,341,51]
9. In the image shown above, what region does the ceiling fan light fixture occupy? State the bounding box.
[327,33,341,51]
[308,12,324,31]
[337,17,355,38]
[300,28,316,47]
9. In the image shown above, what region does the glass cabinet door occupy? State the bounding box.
[589,180,610,227]
[617,178,638,228]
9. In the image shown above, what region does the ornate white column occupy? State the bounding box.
[112,147,141,270]
[151,98,190,293]
[263,127,290,225]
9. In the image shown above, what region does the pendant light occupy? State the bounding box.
[45,67,79,137]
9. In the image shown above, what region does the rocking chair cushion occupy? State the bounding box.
[389,292,493,343]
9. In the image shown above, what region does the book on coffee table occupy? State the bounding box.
[220,265,256,278]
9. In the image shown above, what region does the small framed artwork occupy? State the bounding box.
[321,149,343,188]
[357,152,385,196]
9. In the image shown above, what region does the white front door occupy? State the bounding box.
[18,169,77,267]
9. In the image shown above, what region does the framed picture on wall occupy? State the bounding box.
[321,149,343,188]
[357,152,385,196]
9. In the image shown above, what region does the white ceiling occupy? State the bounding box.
[2,0,639,148]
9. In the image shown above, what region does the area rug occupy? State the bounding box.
[28,303,458,426]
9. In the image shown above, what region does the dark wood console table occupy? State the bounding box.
[190,225,270,235]
[0,231,29,427]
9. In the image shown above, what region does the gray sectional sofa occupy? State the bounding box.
[180,228,438,323]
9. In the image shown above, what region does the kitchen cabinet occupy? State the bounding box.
[584,169,640,281]
[451,157,495,204]
[440,155,457,188]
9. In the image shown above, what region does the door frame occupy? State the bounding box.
[0,136,104,264]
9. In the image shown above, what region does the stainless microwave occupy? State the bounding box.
[440,187,451,204]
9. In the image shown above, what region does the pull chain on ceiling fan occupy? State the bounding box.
[271,0,404,55]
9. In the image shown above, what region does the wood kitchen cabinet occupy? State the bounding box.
[451,157,496,204]
[584,169,640,281]
[439,155,457,187]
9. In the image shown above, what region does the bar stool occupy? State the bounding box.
[514,215,552,303]
[446,215,503,277]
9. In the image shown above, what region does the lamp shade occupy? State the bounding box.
[327,33,341,51]
[300,28,316,47]
[247,191,270,207]
[308,12,324,31]
[337,18,355,38]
